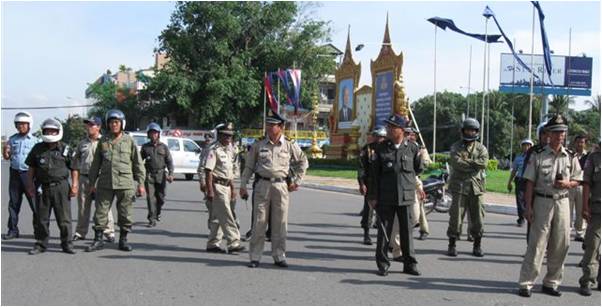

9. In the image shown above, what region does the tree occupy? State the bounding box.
[585,94,601,113]
[61,114,87,149]
[147,2,335,128]
[86,82,144,131]
[549,95,574,114]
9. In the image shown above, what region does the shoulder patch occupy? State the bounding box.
[534,146,545,153]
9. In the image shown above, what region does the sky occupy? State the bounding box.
[1,1,600,136]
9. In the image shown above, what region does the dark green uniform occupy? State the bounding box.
[368,139,423,273]
[88,133,145,232]
[358,142,378,230]
[579,150,601,290]
[25,142,77,250]
[141,141,173,223]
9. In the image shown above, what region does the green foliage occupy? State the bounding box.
[148,2,334,128]
[61,115,87,149]
[487,159,498,171]
[86,82,145,131]
[432,153,449,164]
[425,162,443,171]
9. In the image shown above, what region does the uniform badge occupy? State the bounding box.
[386,161,393,168]
[39,158,46,165]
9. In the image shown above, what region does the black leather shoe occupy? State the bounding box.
[206,246,226,253]
[579,286,592,296]
[62,246,76,254]
[147,220,157,228]
[377,270,388,276]
[518,288,531,297]
[3,233,19,240]
[228,245,246,254]
[447,246,457,257]
[392,256,404,263]
[403,264,421,276]
[156,215,161,222]
[575,236,584,242]
[248,261,259,268]
[28,246,46,255]
[542,285,562,297]
[274,260,288,268]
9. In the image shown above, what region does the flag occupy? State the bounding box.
[276,68,303,114]
[264,72,278,113]
[485,5,540,80]
[532,1,553,84]
[427,17,502,43]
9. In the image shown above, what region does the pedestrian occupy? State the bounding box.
[517,114,582,297]
[204,123,245,254]
[72,116,116,242]
[367,114,422,277]
[507,139,534,227]
[25,119,79,255]
[578,144,600,296]
[85,109,146,252]
[446,118,488,258]
[141,123,174,228]
[2,111,40,240]
[240,111,308,268]
[358,125,387,245]
[570,135,589,242]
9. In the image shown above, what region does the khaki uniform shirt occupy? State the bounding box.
[73,135,101,175]
[89,133,145,190]
[205,142,237,180]
[241,135,308,187]
[523,145,583,196]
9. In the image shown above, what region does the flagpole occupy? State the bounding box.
[511,38,516,156]
[528,6,536,140]
[486,30,491,151]
[567,27,572,99]
[263,71,267,136]
[467,44,472,117]
[432,23,438,163]
[481,16,488,142]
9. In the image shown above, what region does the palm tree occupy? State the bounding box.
[585,94,601,113]
[548,95,574,114]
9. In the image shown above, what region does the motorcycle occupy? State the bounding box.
[422,166,452,215]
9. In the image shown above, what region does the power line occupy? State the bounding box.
[1,104,94,110]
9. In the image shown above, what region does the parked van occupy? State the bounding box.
[128,132,201,180]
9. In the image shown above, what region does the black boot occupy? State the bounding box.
[362,228,372,245]
[447,237,457,256]
[118,230,133,252]
[85,230,105,252]
[473,237,484,257]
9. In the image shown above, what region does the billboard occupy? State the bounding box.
[374,70,394,126]
[337,78,354,130]
[499,53,592,96]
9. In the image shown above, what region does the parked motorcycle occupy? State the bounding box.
[422,167,452,215]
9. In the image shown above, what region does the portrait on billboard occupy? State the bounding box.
[338,78,354,129]
[374,70,393,126]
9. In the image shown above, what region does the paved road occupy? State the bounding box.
[1,161,598,305]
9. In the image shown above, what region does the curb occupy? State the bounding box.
[303,182,517,217]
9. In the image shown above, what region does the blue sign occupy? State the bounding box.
[565,56,592,88]
[374,71,393,126]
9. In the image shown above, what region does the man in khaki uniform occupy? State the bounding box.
[72,116,115,242]
[204,123,245,254]
[578,144,600,296]
[86,109,146,252]
[569,135,589,241]
[240,111,308,268]
[518,114,582,297]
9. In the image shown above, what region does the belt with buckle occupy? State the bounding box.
[213,177,231,186]
[535,192,569,200]
[255,174,286,183]
[42,181,62,188]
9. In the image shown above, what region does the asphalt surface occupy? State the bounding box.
[1,161,599,305]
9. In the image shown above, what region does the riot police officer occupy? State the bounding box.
[141,123,174,227]
[367,114,422,277]
[86,109,146,252]
[446,118,489,258]
[25,119,79,255]
[358,125,387,245]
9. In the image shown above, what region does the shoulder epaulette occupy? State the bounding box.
[534,145,545,153]
[566,148,575,156]
[257,136,266,141]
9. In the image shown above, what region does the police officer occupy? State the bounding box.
[198,126,224,249]
[2,111,39,240]
[86,109,146,252]
[367,114,422,277]
[446,118,489,258]
[518,114,582,297]
[407,127,430,240]
[570,135,589,241]
[240,111,308,268]
[141,123,174,228]
[358,125,387,245]
[507,139,534,227]
[25,119,79,255]
[578,142,600,296]
[204,123,245,253]
[72,116,116,242]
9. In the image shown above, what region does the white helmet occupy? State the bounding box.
[40,118,63,143]
[14,112,33,127]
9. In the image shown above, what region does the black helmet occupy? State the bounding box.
[105,109,126,130]
[461,118,480,141]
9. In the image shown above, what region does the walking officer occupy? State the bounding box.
[3,111,40,240]
[367,114,422,277]
[578,143,600,296]
[446,118,489,258]
[85,109,146,252]
[25,119,79,255]
[570,135,589,242]
[358,125,387,245]
[204,123,245,254]
[72,116,116,242]
[518,114,582,297]
[141,123,174,228]
[240,111,308,268]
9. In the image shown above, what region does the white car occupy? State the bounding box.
[128,132,201,180]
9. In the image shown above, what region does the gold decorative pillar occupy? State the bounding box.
[308,92,323,158]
